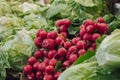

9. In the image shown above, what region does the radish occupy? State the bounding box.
[47,31,57,39]
[23,65,33,74]
[96,17,105,23]
[84,19,94,27]
[71,37,81,45]
[69,54,78,64]
[55,20,64,27]
[36,29,42,37]
[78,49,86,56]
[42,39,56,50]
[39,30,48,39]
[48,50,57,59]
[54,72,61,80]
[43,74,54,80]
[68,46,77,54]
[55,36,66,46]
[33,62,40,71]
[60,25,68,32]
[28,57,37,65]
[34,37,42,48]
[96,23,109,34]
[92,33,101,41]
[64,41,72,49]
[44,58,50,65]
[76,40,87,49]
[34,50,43,59]
[36,71,43,79]
[83,33,92,41]
[62,60,70,68]
[27,73,35,80]
[64,19,71,27]
[60,32,68,38]
[80,27,86,37]
[57,47,67,57]
[38,63,46,71]
[45,65,54,74]
[49,58,57,67]
[86,25,94,33]
[43,50,49,58]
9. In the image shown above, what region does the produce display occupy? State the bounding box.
[23,18,109,80]
[0,0,120,80]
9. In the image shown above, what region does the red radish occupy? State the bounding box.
[49,58,57,67]
[88,47,94,51]
[60,32,68,38]
[92,33,101,41]
[68,46,77,54]
[33,62,40,71]
[83,33,92,41]
[79,25,85,29]
[34,37,42,48]
[36,71,43,79]
[55,19,64,27]
[39,31,48,39]
[69,54,78,64]
[96,23,109,34]
[43,50,49,58]
[64,41,72,49]
[27,73,35,80]
[34,50,43,59]
[60,25,68,32]
[86,25,94,33]
[45,65,54,74]
[54,72,61,79]
[48,50,57,59]
[57,47,67,57]
[43,74,54,80]
[96,17,105,23]
[66,52,70,59]
[55,36,66,46]
[42,39,56,50]
[64,19,71,27]
[62,60,70,68]
[38,63,46,71]
[23,65,33,74]
[76,40,87,49]
[71,37,81,45]
[28,57,37,65]
[84,19,94,27]
[44,58,50,65]
[92,43,97,49]
[36,30,42,37]
[78,49,86,56]
[47,31,57,39]
[80,28,86,37]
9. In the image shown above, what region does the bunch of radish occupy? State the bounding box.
[23,18,109,80]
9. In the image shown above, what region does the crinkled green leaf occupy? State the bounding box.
[75,0,96,7]
[96,29,120,71]
[45,0,67,18]
[0,29,35,71]
[58,61,98,80]
[0,51,10,80]
[59,60,120,80]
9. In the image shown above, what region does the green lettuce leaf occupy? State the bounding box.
[96,29,120,71]
[58,60,120,80]
[0,29,36,79]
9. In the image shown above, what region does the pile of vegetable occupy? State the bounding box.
[23,18,109,80]
[0,0,120,80]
